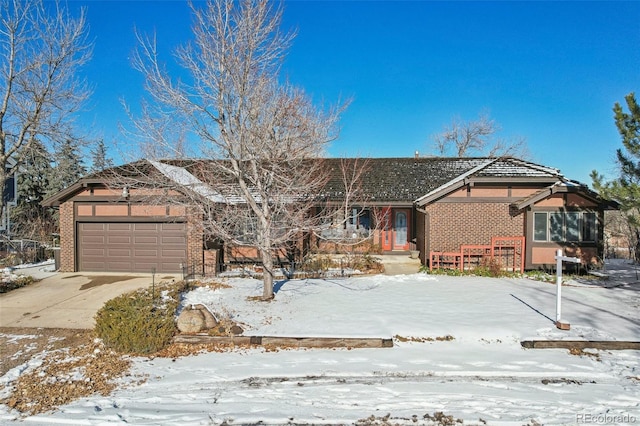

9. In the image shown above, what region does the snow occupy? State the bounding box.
[6,259,56,280]
[149,160,228,204]
[1,266,639,425]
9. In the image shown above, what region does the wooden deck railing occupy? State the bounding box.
[429,236,525,273]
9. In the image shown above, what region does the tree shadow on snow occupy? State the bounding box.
[273,279,287,294]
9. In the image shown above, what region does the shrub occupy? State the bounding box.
[342,253,383,273]
[301,253,383,275]
[0,275,35,293]
[94,281,185,355]
[300,254,335,274]
[422,267,466,276]
[472,257,504,277]
[423,261,518,278]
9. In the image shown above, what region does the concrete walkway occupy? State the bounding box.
[0,272,178,329]
[378,254,422,275]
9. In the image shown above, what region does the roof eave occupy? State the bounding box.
[41,181,86,207]
[512,182,620,211]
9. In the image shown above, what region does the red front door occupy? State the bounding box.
[381,208,410,251]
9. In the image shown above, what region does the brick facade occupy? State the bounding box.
[424,202,525,253]
[59,201,75,272]
[186,207,204,274]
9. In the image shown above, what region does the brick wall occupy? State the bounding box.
[415,211,426,263]
[186,207,204,274]
[59,201,75,272]
[425,202,525,252]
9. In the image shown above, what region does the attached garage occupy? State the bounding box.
[78,222,188,273]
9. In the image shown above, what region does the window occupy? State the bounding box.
[533,211,598,242]
[346,207,370,230]
[549,212,564,242]
[534,212,548,241]
[319,207,371,240]
[565,212,580,242]
[582,212,597,242]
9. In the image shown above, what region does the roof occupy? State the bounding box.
[42,156,575,207]
[512,180,619,210]
[319,156,562,204]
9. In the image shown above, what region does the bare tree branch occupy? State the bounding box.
[128,0,347,299]
[432,111,529,158]
[0,0,92,216]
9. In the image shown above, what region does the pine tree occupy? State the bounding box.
[10,140,55,240]
[89,139,114,173]
[591,92,640,259]
[49,139,87,197]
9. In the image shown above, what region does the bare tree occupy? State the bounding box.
[0,0,92,218]
[432,111,528,158]
[314,157,373,245]
[131,0,345,299]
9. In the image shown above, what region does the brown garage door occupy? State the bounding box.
[78,222,187,273]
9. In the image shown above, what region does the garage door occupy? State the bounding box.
[78,222,187,273]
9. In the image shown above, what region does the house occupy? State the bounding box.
[41,156,617,274]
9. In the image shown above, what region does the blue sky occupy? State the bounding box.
[73,1,640,186]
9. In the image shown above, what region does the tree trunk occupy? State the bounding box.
[261,248,275,300]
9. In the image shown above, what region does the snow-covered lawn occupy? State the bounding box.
[2,271,639,425]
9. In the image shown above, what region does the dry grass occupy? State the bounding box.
[0,327,138,416]
[394,335,455,343]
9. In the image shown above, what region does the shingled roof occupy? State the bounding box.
[321,157,564,203]
[43,156,567,206]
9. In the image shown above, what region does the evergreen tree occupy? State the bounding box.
[89,139,114,173]
[49,139,87,196]
[10,140,55,240]
[591,92,640,259]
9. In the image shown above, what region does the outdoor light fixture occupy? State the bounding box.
[122,186,130,199]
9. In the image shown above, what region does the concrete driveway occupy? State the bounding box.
[0,272,179,329]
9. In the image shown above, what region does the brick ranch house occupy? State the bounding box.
[42,156,617,274]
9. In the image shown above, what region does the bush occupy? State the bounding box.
[94,281,185,355]
[0,275,36,293]
[301,253,383,275]
[342,253,383,273]
[421,266,466,276]
[473,257,504,277]
[300,254,335,274]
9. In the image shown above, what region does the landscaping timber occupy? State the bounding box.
[521,340,640,350]
[174,334,394,348]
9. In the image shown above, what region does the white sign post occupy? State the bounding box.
[554,249,581,330]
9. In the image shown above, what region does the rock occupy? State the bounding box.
[230,325,244,335]
[176,309,205,333]
[192,304,218,329]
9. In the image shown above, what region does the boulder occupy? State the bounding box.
[176,308,205,333]
[230,325,244,335]
[192,304,219,329]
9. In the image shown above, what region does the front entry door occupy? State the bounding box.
[393,209,410,251]
[380,208,410,251]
